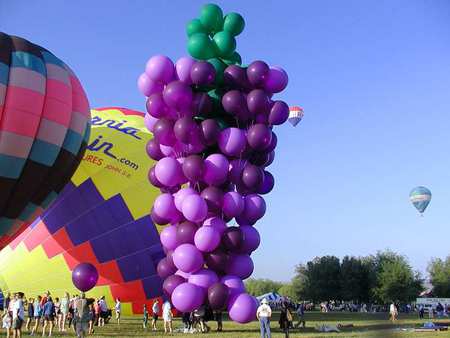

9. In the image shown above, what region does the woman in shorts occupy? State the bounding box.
[42,296,55,337]
[151,300,160,331]
[30,296,42,336]
[162,300,172,334]
[25,297,34,331]
[60,292,70,332]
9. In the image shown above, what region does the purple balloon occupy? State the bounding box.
[247,123,272,151]
[255,112,268,124]
[208,282,230,310]
[224,65,250,89]
[222,90,246,116]
[163,274,186,297]
[201,119,220,146]
[138,73,164,97]
[264,66,288,93]
[174,116,196,143]
[242,164,264,189]
[171,282,205,312]
[218,127,247,157]
[228,159,248,184]
[190,61,215,85]
[223,191,244,218]
[157,256,177,279]
[200,186,224,214]
[258,171,274,194]
[163,80,193,111]
[203,217,227,235]
[221,275,246,297]
[188,269,219,291]
[160,224,179,251]
[175,270,192,280]
[173,244,204,273]
[154,193,180,222]
[174,187,197,212]
[265,132,277,153]
[175,56,196,84]
[239,225,261,254]
[176,221,198,244]
[247,89,270,115]
[153,118,176,146]
[151,207,170,225]
[204,154,229,186]
[148,166,163,188]
[247,61,269,88]
[144,113,159,132]
[226,254,254,279]
[155,157,183,187]
[228,293,258,323]
[205,249,229,273]
[222,226,243,252]
[268,100,289,125]
[242,194,266,224]
[72,263,98,292]
[145,55,175,84]
[181,194,208,223]
[146,139,164,161]
[194,226,221,252]
[266,151,275,167]
[146,93,169,118]
[192,92,213,116]
[182,155,205,183]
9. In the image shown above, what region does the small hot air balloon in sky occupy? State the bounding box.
[409,186,432,216]
[288,106,304,127]
[0,32,90,247]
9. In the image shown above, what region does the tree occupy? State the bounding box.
[428,256,450,297]
[373,252,423,303]
[340,256,370,302]
[245,278,283,296]
[278,283,297,301]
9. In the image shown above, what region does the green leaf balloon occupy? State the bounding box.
[200,3,224,32]
[213,31,236,58]
[187,19,207,37]
[223,12,245,36]
[188,33,216,60]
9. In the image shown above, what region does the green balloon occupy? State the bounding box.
[213,31,236,58]
[200,3,224,32]
[227,51,242,65]
[223,12,245,36]
[188,33,215,60]
[208,58,227,85]
[187,19,207,37]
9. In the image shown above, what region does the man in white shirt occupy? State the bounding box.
[256,298,272,338]
[12,292,25,338]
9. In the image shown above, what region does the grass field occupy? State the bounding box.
[15,312,449,337]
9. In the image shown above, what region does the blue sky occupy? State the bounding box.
[2,0,450,281]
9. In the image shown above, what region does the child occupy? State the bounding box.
[2,312,12,338]
[115,298,121,325]
[143,304,148,329]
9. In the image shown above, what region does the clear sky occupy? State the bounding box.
[2,0,450,282]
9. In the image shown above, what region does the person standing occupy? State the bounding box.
[295,302,306,328]
[418,304,424,319]
[389,302,397,322]
[143,304,149,329]
[114,298,121,325]
[42,296,55,337]
[162,300,172,334]
[98,296,107,327]
[60,293,69,332]
[151,299,160,331]
[3,310,12,338]
[54,297,61,332]
[73,293,89,338]
[215,311,223,332]
[30,296,42,336]
[25,297,34,332]
[4,293,11,314]
[12,292,25,338]
[256,298,272,338]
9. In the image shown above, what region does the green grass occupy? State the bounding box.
[19,312,449,337]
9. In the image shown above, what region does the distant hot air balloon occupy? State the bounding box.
[0,32,91,248]
[0,108,164,315]
[409,186,432,215]
[288,106,304,127]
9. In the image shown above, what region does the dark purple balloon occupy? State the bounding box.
[247,89,270,115]
[163,274,186,297]
[228,159,248,184]
[208,282,230,310]
[153,118,176,146]
[265,132,277,153]
[72,263,99,292]
[157,257,177,279]
[247,123,272,151]
[182,155,205,182]
[190,61,216,85]
[163,80,193,110]
[224,65,250,89]
[222,90,246,116]
[174,116,196,143]
[205,249,229,273]
[241,164,264,189]
[201,186,224,214]
[268,100,289,125]
[258,170,274,194]
[266,151,275,167]
[238,225,261,254]
[177,221,198,244]
[247,61,269,88]
[192,92,213,116]
[222,226,243,252]
[148,166,163,188]
[201,119,220,146]
[151,207,170,225]
[226,254,254,279]
[146,93,169,118]
[146,139,164,161]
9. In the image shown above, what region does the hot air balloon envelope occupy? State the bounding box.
[288,106,304,127]
[409,186,431,214]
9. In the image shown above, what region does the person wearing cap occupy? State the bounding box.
[256,298,272,338]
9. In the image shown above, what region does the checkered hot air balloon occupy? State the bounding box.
[288,106,304,127]
[0,32,91,248]
[409,186,432,216]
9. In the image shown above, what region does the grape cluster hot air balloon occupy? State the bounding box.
[0,32,91,248]
[138,4,291,324]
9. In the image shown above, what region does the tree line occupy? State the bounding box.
[246,251,450,304]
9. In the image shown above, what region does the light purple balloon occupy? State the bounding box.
[204,153,229,186]
[239,225,261,254]
[153,193,180,222]
[160,225,179,251]
[228,293,258,324]
[155,157,183,187]
[221,275,246,297]
[223,191,244,218]
[138,73,164,96]
[171,282,205,312]
[175,270,192,279]
[188,269,219,291]
[203,217,227,235]
[194,226,221,252]
[144,113,159,132]
[242,194,266,224]
[218,128,247,157]
[264,66,288,93]
[145,55,175,84]
[174,187,197,212]
[226,254,254,279]
[173,243,204,273]
[181,194,208,223]
[175,56,196,84]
